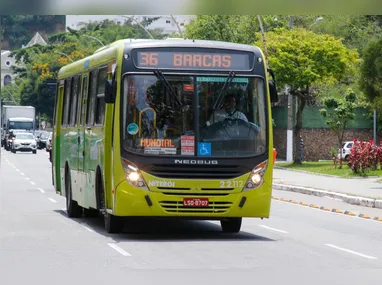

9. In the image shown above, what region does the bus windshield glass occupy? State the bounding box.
[122,75,267,157]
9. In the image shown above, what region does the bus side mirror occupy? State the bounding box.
[269,80,278,103]
[104,79,115,104]
[267,68,278,103]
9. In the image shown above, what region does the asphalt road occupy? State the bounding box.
[1,149,382,285]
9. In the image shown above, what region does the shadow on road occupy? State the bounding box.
[54,210,275,242]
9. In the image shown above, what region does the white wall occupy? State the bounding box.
[1,50,16,87]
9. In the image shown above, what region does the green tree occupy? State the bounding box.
[255,28,359,164]
[359,38,382,110]
[0,83,21,105]
[359,38,382,135]
[185,15,260,44]
[313,15,382,57]
[320,89,357,168]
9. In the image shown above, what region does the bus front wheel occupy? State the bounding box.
[220,218,242,233]
[104,212,123,234]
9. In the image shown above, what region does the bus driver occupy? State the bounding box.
[207,93,248,126]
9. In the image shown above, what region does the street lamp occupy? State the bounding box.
[82,35,105,47]
[308,17,324,30]
[170,15,185,39]
[120,15,155,39]
[257,15,269,68]
[54,52,73,62]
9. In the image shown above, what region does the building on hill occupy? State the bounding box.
[23,32,47,48]
[66,15,194,35]
[0,16,65,50]
[1,50,16,87]
[1,32,48,89]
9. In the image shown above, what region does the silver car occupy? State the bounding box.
[11,132,37,154]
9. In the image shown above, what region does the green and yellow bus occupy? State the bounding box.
[52,38,278,233]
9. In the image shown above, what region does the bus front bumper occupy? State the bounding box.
[113,181,272,219]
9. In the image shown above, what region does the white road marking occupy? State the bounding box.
[37,188,46,194]
[107,243,131,256]
[48,198,58,203]
[81,224,95,233]
[15,169,20,172]
[30,181,36,185]
[259,225,289,234]
[20,172,25,176]
[325,244,378,260]
[25,177,30,180]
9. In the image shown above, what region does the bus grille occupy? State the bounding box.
[156,187,235,196]
[145,164,245,179]
[159,201,232,213]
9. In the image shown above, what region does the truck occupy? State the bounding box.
[1,105,36,150]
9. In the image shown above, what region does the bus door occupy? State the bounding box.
[78,74,89,174]
[54,82,65,193]
[84,70,98,208]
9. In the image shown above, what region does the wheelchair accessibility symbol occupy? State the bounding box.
[198,143,211,156]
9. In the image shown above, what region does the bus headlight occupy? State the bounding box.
[243,161,267,191]
[128,172,140,182]
[122,159,148,190]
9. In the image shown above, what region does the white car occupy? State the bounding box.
[11,132,37,154]
[337,141,354,160]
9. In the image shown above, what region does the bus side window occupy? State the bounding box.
[62,78,72,127]
[86,70,98,126]
[67,77,74,126]
[69,76,80,126]
[95,67,108,125]
[79,76,88,127]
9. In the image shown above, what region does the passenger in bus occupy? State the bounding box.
[207,93,248,125]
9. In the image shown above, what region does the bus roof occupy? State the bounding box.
[120,38,261,53]
[58,38,263,78]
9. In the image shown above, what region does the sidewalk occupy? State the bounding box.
[272,167,382,209]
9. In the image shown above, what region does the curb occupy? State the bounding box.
[272,183,382,209]
[272,196,382,222]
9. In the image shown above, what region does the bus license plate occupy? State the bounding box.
[183,198,209,207]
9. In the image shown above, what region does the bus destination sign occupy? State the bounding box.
[134,50,252,71]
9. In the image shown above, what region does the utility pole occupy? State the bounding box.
[257,16,269,66]
[286,16,294,162]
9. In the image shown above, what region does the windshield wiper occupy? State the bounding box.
[153,69,182,107]
[212,70,236,111]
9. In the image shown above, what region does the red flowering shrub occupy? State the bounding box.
[376,142,382,168]
[347,139,377,173]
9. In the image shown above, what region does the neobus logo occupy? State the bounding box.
[174,160,218,165]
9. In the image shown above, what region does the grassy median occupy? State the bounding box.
[276,161,382,178]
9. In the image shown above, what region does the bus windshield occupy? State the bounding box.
[122,75,267,157]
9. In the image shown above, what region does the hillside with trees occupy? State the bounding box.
[0,15,66,50]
